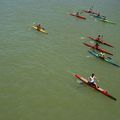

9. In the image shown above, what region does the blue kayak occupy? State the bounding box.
[91,14,116,24]
[88,50,120,67]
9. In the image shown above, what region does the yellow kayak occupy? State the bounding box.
[32,26,48,34]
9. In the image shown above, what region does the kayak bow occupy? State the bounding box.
[88,36,113,47]
[74,74,117,101]
[83,43,113,55]
[69,13,86,20]
[32,26,48,34]
[88,50,120,67]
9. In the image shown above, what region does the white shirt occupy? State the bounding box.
[89,76,95,83]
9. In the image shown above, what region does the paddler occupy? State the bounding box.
[36,24,42,30]
[88,73,98,88]
[96,35,104,43]
[91,42,99,52]
[99,52,105,58]
[96,12,100,17]
[102,16,107,20]
[99,52,112,60]
[76,12,79,17]
[88,7,93,13]
[96,35,101,41]
[95,42,99,49]
[36,24,45,31]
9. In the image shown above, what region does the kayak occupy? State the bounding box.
[91,14,116,24]
[88,36,113,47]
[100,19,116,24]
[91,14,105,19]
[88,50,120,67]
[74,74,117,101]
[69,13,86,20]
[83,43,113,55]
[32,26,48,34]
[84,42,113,55]
[83,10,98,15]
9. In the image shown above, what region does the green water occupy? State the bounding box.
[0,0,120,120]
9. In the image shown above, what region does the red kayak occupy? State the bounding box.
[88,36,113,47]
[74,74,117,101]
[69,13,86,20]
[83,43,113,55]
